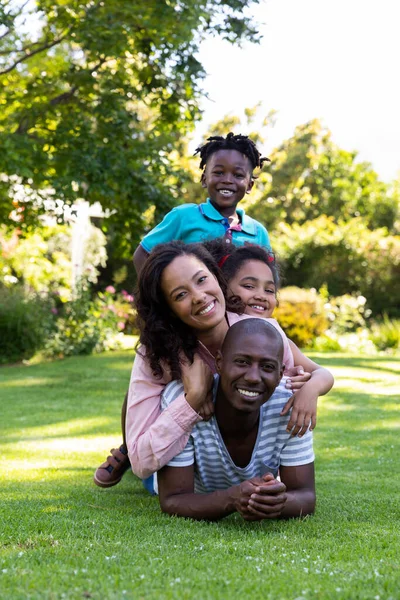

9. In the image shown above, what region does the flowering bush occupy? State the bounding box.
[312,330,377,355]
[0,223,107,302]
[43,285,136,359]
[274,286,328,348]
[324,294,371,334]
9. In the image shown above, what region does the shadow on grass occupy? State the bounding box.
[0,353,134,436]
[0,351,134,381]
[308,353,400,376]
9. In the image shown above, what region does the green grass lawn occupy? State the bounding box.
[1,351,399,600]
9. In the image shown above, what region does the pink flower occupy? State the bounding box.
[121,290,134,302]
[117,321,125,330]
[51,308,58,315]
[105,285,116,294]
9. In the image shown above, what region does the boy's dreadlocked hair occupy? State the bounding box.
[194,132,270,174]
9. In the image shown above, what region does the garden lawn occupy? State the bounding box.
[1,351,399,600]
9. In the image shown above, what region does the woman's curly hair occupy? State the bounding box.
[135,241,242,380]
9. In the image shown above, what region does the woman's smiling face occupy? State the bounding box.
[161,254,226,332]
[228,259,277,318]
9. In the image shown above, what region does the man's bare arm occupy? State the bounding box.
[158,465,284,521]
[279,463,315,518]
[133,244,149,276]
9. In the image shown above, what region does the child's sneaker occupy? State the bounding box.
[93,445,130,488]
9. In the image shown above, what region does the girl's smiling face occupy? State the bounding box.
[161,254,226,332]
[228,259,277,318]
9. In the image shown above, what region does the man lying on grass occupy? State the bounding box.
[158,319,316,521]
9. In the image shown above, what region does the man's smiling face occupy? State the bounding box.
[216,328,284,414]
[201,149,253,214]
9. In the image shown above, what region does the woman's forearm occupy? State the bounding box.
[127,393,200,478]
[126,352,201,478]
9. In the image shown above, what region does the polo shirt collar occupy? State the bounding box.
[202,198,256,235]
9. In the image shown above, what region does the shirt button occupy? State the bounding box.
[226,239,231,244]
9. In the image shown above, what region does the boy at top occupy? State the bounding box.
[94,133,272,488]
[133,132,271,274]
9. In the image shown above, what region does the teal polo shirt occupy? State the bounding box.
[140,199,270,252]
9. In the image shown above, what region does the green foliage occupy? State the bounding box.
[0,285,55,364]
[324,293,370,334]
[311,335,342,352]
[43,285,126,358]
[272,216,400,318]
[0,222,107,300]
[0,0,261,256]
[0,224,71,299]
[274,286,328,348]
[245,119,399,234]
[312,330,377,355]
[368,315,400,351]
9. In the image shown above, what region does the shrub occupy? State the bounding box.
[0,222,107,302]
[368,316,400,351]
[324,294,371,334]
[311,335,342,352]
[312,330,377,355]
[271,216,400,318]
[0,285,55,364]
[274,286,328,348]
[44,285,127,359]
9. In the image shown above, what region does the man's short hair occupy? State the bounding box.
[222,318,284,362]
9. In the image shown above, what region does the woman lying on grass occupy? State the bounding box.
[119,241,333,484]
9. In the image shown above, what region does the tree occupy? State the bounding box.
[244,119,399,234]
[0,0,261,255]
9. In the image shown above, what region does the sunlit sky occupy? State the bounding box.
[194,0,400,182]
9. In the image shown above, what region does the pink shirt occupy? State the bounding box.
[126,313,294,478]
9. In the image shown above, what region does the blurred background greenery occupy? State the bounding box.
[1,1,399,364]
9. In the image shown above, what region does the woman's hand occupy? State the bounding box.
[198,399,214,421]
[181,355,214,415]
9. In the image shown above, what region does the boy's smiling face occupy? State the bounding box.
[201,149,254,216]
